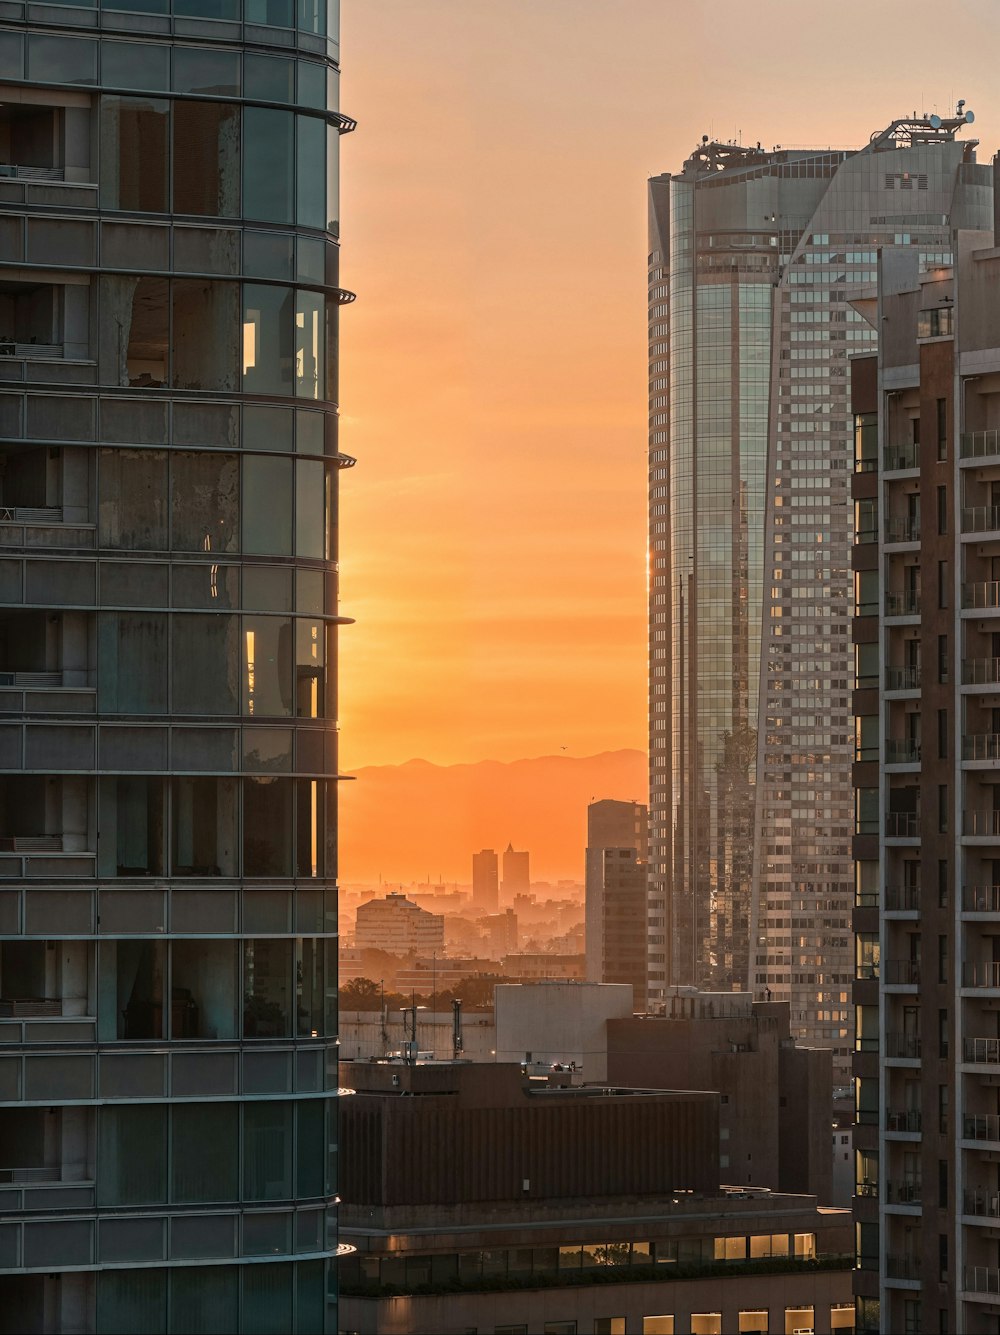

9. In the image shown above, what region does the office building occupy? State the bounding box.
[472,846,498,912]
[586,797,650,1008]
[501,840,529,902]
[479,906,518,957]
[0,7,351,1331]
[647,113,992,1077]
[354,892,444,957]
[850,210,1000,1333]
[337,1060,854,1335]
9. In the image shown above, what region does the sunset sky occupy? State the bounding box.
[337,0,1000,771]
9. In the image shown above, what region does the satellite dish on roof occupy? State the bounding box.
[966,110,976,124]
[929,114,942,130]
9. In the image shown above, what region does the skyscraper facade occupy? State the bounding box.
[648,116,991,1074]
[0,5,351,1331]
[472,847,498,912]
[585,798,648,1008]
[501,841,529,902]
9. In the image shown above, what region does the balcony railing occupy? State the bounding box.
[885,516,921,543]
[855,1180,878,1198]
[886,1108,922,1132]
[855,524,879,545]
[963,808,1000,835]
[885,812,919,838]
[965,1037,1000,1064]
[963,734,1000,760]
[963,658,1000,686]
[963,582,1000,610]
[883,960,921,986]
[963,963,1000,989]
[0,341,64,360]
[855,961,879,981]
[884,443,920,471]
[961,430,1000,461]
[963,506,1000,535]
[964,885,1000,913]
[964,1266,1000,1295]
[886,1254,922,1280]
[965,1114,1000,1143]
[964,1190,1000,1219]
[886,665,921,690]
[886,590,921,616]
[886,739,921,764]
[885,1179,922,1205]
[0,165,65,182]
[884,1033,921,1060]
[885,885,920,911]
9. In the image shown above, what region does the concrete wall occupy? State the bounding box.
[338,1008,496,1062]
[494,980,633,1082]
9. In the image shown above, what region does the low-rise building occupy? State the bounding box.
[495,980,633,1082]
[354,892,445,956]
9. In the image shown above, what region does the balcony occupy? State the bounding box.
[884,1033,921,1059]
[886,1108,922,1132]
[965,1114,1000,1144]
[963,581,1000,611]
[964,886,1000,913]
[885,516,921,544]
[884,443,920,472]
[885,812,919,839]
[964,658,1000,686]
[886,739,921,764]
[964,1267,1000,1296]
[964,1190,1000,1220]
[963,963,1000,990]
[885,1179,922,1206]
[961,430,1000,461]
[883,960,921,987]
[964,1037,1000,1064]
[963,808,1000,834]
[963,506,1000,535]
[886,665,921,691]
[886,590,921,617]
[885,885,920,912]
[885,1254,922,1281]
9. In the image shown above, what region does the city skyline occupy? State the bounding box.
[339,0,1000,772]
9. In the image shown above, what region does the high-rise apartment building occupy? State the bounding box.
[647,115,991,1075]
[585,798,649,1008]
[501,840,529,902]
[355,892,445,957]
[0,7,351,1331]
[850,206,1000,1334]
[472,847,498,912]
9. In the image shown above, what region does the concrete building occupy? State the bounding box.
[501,950,585,980]
[479,906,518,957]
[849,200,1000,1333]
[337,1060,854,1335]
[0,6,350,1332]
[354,892,444,956]
[586,798,649,1009]
[647,114,992,1081]
[471,847,498,912]
[501,840,529,903]
[608,991,832,1201]
[495,979,634,1082]
[339,1007,497,1063]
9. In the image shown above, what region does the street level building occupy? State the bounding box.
[849,208,1000,1333]
[648,113,992,1081]
[0,6,351,1331]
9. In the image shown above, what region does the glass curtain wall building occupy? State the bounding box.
[0,4,351,1333]
[648,119,991,1075]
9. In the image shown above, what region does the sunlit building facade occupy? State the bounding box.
[0,4,351,1331]
[648,118,991,1076]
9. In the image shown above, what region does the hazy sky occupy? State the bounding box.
[337,0,1000,769]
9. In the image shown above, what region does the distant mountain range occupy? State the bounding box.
[338,749,647,885]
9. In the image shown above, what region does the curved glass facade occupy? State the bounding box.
[0,4,349,1331]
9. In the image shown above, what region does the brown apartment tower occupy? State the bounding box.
[472,847,499,912]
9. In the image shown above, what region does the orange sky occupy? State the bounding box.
[337,0,1000,770]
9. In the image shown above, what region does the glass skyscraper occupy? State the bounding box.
[648,119,991,1074]
[0,4,350,1331]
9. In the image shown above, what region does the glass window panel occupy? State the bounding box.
[243,616,293,717]
[102,41,169,93]
[244,230,295,282]
[295,1098,324,1197]
[99,97,168,212]
[295,619,324,718]
[244,1100,293,1197]
[99,449,168,550]
[170,452,240,553]
[326,123,339,235]
[243,108,294,224]
[97,1271,167,1335]
[99,776,165,875]
[243,284,294,397]
[174,227,240,277]
[102,561,168,607]
[172,777,238,877]
[242,1261,293,1334]
[242,939,292,1041]
[296,114,325,230]
[294,292,324,401]
[245,53,294,103]
[173,401,239,449]
[169,1267,238,1335]
[100,276,166,389]
[244,565,293,612]
[172,280,239,392]
[246,0,293,25]
[296,935,324,1034]
[173,48,240,98]
[244,404,293,452]
[98,613,168,713]
[295,460,325,556]
[297,62,326,110]
[296,570,324,616]
[97,1104,166,1205]
[28,35,97,84]
[171,1102,238,1201]
[0,33,23,81]
[295,409,324,455]
[244,727,292,772]
[173,614,240,716]
[173,102,240,219]
[296,237,325,285]
[243,456,293,555]
[243,778,294,877]
[172,563,238,609]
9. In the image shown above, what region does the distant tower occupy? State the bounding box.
[502,842,530,903]
[472,848,499,912]
[586,800,649,1009]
